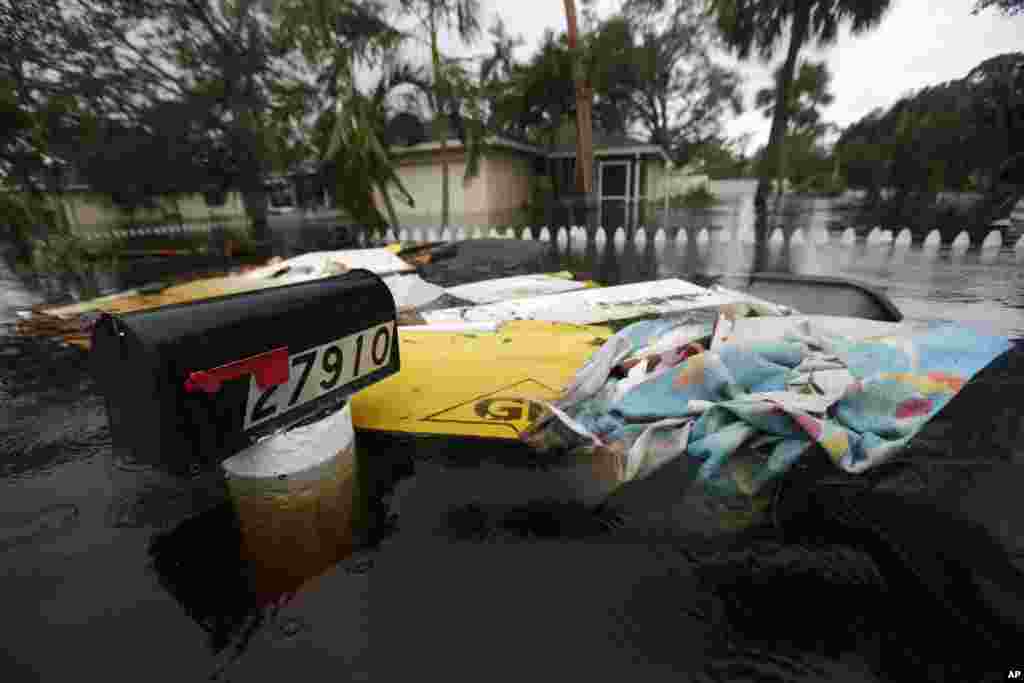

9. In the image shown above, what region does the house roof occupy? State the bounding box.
[387,113,669,161]
[390,136,547,157]
[548,133,670,162]
[391,132,670,163]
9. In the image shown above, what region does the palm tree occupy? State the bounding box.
[710,0,892,231]
[399,0,481,235]
[271,0,416,238]
[478,19,524,132]
[324,71,418,241]
[755,61,834,133]
[755,59,835,195]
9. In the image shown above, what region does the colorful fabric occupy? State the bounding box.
[519,311,1012,511]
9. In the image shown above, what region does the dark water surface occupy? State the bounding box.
[2,179,1023,681]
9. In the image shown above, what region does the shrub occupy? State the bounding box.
[669,184,717,209]
[31,230,91,277]
[222,223,258,256]
[795,174,847,198]
[523,173,555,225]
[0,192,59,265]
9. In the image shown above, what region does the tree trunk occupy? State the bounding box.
[238,121,269,241]
[430,23,450,236]
[241,185,269,242]
[232,91,269,244]
[441,156,450,232]
[577,83,595,195]
[378,180,403,242]
[564,0,594,198]
[754,2,810,238]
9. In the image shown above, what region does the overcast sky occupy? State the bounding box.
[407,0,1022,154]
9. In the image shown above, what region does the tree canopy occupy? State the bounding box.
[973,0,1024,15]
[837,52,1024,199]
[1,0,921,233]
[709,0,893,220]
[473,6,742,165]
[755,60,834,137]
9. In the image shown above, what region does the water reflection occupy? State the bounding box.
[146,490,371,679]
[400,188,1024,337]
[148,503,258,654]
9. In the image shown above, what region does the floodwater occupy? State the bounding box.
[1,179,1023,681]
[394,179,1024,339]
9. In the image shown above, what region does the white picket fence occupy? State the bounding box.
[79,223,222,241]
[390,221,1024,250]
[74,196,1024,250]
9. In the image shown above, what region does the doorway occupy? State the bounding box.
[598,160,631,232]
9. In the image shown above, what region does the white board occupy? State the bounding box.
[382,275,446,310]
[419,279,758,326]
[405,322,503,333]
[239,248,415,281]
[444,273,589,304]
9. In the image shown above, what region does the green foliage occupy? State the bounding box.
[76,102,230,215]
[973,0,1024,15]
[325,88,414,234]
[710,0,893,207]
[270,0,407,179]
[4,0,754,244]
[602,5,743,157]
[794,173,846,197]
[398,0,485,231]
[784,131,834,186]
[484,7,742,164]
[693,137,753,179]
[837,52,1024,199]
[0,192,59,265]
[711,0,893,61]
[669,184,717,208]
[222,223,259,257]
[749,133,837,193]
[9,192,114,278]
[523,173,555,225]
[756,60,835,137]
[489,32,576,149]
[31,230,93,277]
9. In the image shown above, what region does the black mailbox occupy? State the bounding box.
[91,269,400,475]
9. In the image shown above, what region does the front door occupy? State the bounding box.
[599,161,631,232]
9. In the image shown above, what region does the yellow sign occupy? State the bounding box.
[350,320,611,440]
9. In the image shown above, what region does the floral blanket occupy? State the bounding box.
[519,304,1013,508]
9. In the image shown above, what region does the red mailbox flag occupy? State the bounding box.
[184,347,290,394]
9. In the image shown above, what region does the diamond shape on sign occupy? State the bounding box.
[421,379,562,436]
